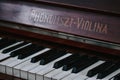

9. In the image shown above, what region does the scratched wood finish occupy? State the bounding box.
[0,0,120,44]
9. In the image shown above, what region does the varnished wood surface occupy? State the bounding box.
[38,0,120,14]
[0,0,119,79]
[0,0,120,44]
[0,26,119,62]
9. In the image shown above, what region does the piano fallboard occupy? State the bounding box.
[0,0,120,44]
[0,0,120,80]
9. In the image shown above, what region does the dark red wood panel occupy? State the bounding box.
[38,0,120,14]
[0,1,120,44]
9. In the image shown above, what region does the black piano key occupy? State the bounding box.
[87,61,112,77]
[62,55,89,71]
[0,39,18,50]
[2,42,29,54]
[10,44,32,57]
[97,62,120,79]
[31,49,59,63]
[114,73,120,80]
[53,54,81,69]
[31,54,44,63]
[72,57,99,73]
[40,50,66,65]
[18,44,44,59]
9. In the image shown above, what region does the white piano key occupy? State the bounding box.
[44,67,63,80]
[101,68,120,80]
[9,48,50,67]
[110,78,114,80]
[32,53,72,80]
[85,75,98,80]
[3,57,20,75]
[52,69,72,80]
[13,60,39,78]
[20,70,28,79]
[0,57,17,65]
[36,67,55,80]
[6,48,50,76]
[13,48,48,77]
[28,65,46,80]
[38,54,71,79]
[0,42,31,61]
[0,41,23,56]
[74,61,106,80]
[0,41,23,53]
[13,59,38,77]
[28,72,36,80]
[14,68,21,78]
[73,75,89,80]
[0,53,10,60]
[19,49,50,79]
[62,60,105,80]
[0,57,18,73]
[14,61,40,79]
[36,53,72,80]
[20,61,40,79]
[2,42,31,53]
[0,43,31,73]
[86,66,120,80]
[61,73,76,80]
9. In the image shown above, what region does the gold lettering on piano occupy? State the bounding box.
[30,9,108,34]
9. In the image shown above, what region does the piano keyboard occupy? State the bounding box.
[0,37,119,80]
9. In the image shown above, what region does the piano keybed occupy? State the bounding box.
[0,37,119,80]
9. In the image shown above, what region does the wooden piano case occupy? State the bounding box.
[0,0,120,80]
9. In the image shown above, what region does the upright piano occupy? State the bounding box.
[0,0,120,80]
